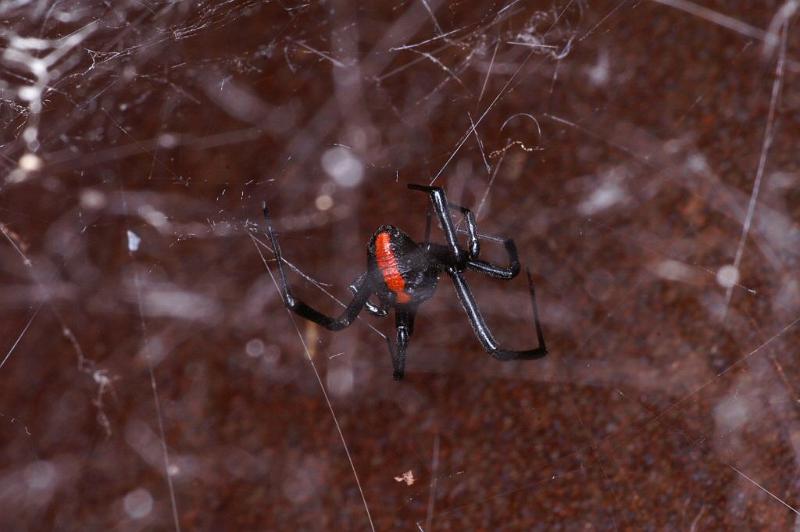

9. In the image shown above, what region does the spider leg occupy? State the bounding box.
[525,268,547,353]
[408,184,465,263]
[349,273,389,317]
[447,268,547,360]
[408,184,480,259]
[465,238,520,280]
[448,203,480,259]
[263,203,371,331]
[391,310,415,380]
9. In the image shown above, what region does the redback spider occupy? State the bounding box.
[263,183,547,380]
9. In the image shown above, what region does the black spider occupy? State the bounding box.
[263,183,547,380]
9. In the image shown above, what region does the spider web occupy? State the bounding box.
[1,0,799,529]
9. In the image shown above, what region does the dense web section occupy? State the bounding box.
[1,0,799,529]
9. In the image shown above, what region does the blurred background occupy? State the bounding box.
[1,0,799,529]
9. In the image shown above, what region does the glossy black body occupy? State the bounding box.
[366,224,439,308]
[263,184,547,380]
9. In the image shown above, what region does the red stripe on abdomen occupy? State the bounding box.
[375,232,412,304]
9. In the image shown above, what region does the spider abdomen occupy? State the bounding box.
[369,225,438,306]
[375,231,412,303]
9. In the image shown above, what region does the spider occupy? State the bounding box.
[263,183,547,380]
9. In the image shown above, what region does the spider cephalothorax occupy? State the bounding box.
[263,183,547,380]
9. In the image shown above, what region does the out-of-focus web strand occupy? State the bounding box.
[252,236,376,532]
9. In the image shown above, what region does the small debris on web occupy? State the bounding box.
[394,470,416,486]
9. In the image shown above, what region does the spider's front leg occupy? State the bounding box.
[263,203,371,330]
